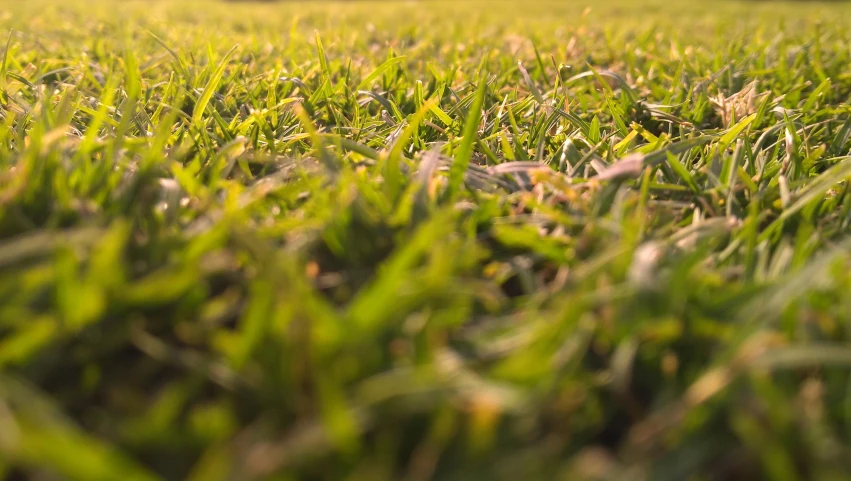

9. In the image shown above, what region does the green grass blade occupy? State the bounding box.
[192,45,238,124]
[448,77,487,197]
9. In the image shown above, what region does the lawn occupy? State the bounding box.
[2,0,851,479]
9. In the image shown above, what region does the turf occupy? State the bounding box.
[2,0,851,479]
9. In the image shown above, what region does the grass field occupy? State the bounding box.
[3,0,851,479]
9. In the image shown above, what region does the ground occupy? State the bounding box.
[2,0,851,479]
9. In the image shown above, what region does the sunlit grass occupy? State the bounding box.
[2,0,851,479]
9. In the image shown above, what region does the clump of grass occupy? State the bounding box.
[3,0,851,479]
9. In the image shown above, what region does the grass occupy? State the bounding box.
[2,0,851,479]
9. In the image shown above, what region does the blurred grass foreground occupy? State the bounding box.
[4,0,851,479]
